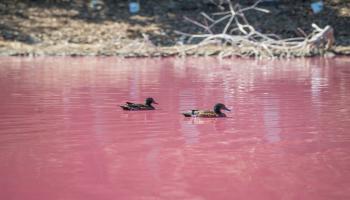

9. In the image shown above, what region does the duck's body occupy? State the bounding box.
[183,110,227,118]
[120,102,155,110]
[182,103,230,118]
[120,97,158,111]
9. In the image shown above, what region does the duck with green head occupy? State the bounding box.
[182,103,231,118]
[120,97,158,111]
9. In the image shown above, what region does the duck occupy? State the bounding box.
[182,103,230,118]
[120,97,158,111]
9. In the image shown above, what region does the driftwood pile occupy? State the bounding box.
[176,0,334,58]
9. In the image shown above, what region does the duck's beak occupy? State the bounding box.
[153,101,159,105]
[224,107,231,111]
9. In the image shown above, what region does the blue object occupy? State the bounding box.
[311,1,323,14]
[129,2,140,13]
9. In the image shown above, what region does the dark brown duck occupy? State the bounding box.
[120,97,158,111]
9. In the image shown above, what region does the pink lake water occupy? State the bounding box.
[0,57,350,200]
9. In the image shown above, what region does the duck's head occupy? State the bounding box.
[145,97,158,106]
[214,103,230,114]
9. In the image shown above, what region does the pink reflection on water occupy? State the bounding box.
[0,57,350,200]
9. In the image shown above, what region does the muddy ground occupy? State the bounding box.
[0,0,349,57]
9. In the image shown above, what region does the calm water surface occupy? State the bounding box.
[1,57,350,200]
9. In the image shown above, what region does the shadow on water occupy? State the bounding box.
[0,0,349,45]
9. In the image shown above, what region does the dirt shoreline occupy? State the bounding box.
[1,1,349,57]
[1,42,349,57]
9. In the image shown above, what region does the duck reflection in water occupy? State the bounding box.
[183,117,229,132]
